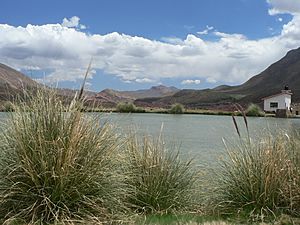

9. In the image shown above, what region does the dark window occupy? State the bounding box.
[270,102,278,108]
[296,111,299,115]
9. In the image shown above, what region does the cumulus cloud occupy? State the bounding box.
[62,16,80,28]
[181,79,201,85]
[62,16,86,29]
[267,0,300,15]
[1,6,300,87]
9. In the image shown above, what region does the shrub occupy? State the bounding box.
[169,103,185,114]
[0,89,129,224]
[116,102,145,113]
[125,134,198,214]
[245,103,265,117]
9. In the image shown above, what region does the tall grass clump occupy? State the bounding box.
[169,103,185,114]
[213,115,297,220]
[125,134,198,214]
[216,135,290,215]
[245,103,265,117]
[0,89,129,224]
[282,133,300,216]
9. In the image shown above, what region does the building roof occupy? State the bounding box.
[262,91,292,100]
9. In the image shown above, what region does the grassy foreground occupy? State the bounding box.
[0,88,299,224]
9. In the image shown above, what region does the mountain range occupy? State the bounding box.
[88,85,179,107]
[135,47,300,110]
[1,46,300,110]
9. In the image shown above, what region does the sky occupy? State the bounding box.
[0,0,300,91]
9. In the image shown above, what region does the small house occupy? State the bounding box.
[262,87,292,112]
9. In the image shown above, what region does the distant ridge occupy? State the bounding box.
[89,85,179,106]
[135,47,300,110]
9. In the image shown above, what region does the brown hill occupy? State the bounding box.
[122,85,179,99]
[0,63,39,100]
[89,85,179,107]
[135,47,300,110]
[90,89,135,107]
[0,63,95,104]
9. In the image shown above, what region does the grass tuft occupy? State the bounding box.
[125,133,198,214]
[213,115,300,220]
[0,89,129,224]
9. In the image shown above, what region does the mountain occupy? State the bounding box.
[122,85,179,99]
[89,89,135,107]
[89,85,179,107]
[0,63,39,100]
[0,63,94,103]
[135,47,300,110]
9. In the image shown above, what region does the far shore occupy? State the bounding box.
[83,107,275,117]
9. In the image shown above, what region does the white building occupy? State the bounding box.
[262,90,292,112]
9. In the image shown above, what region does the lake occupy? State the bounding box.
[98,113,300,167]
[1,112,300,167]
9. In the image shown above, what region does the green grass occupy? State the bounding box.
[138,214,231,225]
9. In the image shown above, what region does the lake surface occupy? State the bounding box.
[98,113,300,167]
[2,112,300,167]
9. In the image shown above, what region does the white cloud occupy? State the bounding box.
[181,79,201,85]
[79,24,87,30]
[206,77,217,84]
[161,37,183,44]
[197,25,214,35]
[1,7,300,87]
[267,0,300,15]
[62,16,80,28]
[278,17,283,22]
[135,78,155,83]
[61,16,86,30]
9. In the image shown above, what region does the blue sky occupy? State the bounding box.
[0,0,299,91]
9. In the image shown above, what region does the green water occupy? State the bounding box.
[1,112,300,166]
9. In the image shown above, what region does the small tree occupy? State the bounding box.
[169,103,185,114]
